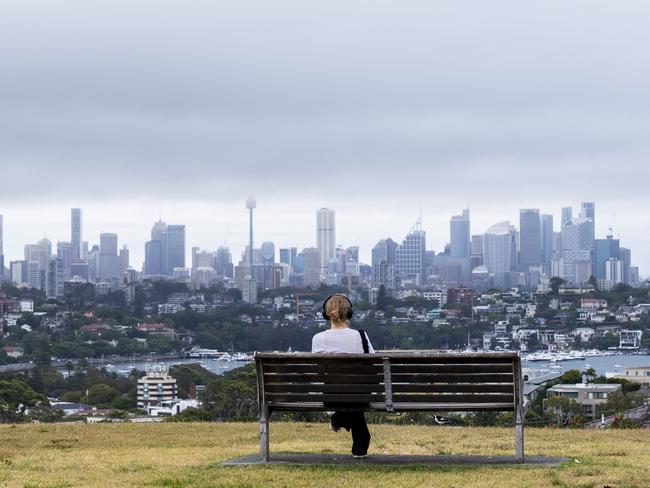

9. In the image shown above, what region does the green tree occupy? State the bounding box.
[595,391,646,417]
[544,396,583,426]
[165,407,213,422]
[0,379,49,423]
[87,384,119,405]
[549,277,565,295]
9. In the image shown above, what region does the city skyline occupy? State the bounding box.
[0,199,643,278]
[3,2,650,279]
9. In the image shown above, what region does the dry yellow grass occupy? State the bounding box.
[0,422,647,487]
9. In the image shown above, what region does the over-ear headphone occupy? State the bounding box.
[322,294,354,321]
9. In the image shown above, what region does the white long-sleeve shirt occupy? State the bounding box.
[311,327,375,354]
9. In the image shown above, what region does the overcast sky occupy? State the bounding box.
[1,0,650,274]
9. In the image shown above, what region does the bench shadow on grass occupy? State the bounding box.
[149,455,574,488]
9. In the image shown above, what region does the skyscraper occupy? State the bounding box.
[119,245,130,274]
[519,209,541,269]
[56,241,74,279]
[46,256,64,299]
[450,208,470,283]
[302,247,321,288]
[143,220,185,276]
[372,238,398,290]
[540,214,554,273]
[562,218,593,285]
[261,241,275,265]
[71,208,82,261]
[279,248,291,266]
[395,220,426,286]
[561,207,573,227]
[317,208,336,276]
[99,233,119,279]
[24,238,51,289]
[166,225,186,274]
[595,235,620,280]
[619,247,631,285]
[214,246,233,277]
[470,234,484,269]
[450,208,470,258]
[483,221,517,287]
[144,239,162,275]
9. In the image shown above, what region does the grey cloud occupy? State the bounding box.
[1,0,650,270]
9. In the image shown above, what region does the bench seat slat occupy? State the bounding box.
[265,383,513,394]
[392,383,514,393]
[266,383,385,394]
[266,393,384,403]
[263,373,383,383]
[390,373,514,383]
[390,364,513,374]
[263,364,384,374]
[391,393,514,404]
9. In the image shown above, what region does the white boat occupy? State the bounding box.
[218,353,233,361]
[232,353,253,361]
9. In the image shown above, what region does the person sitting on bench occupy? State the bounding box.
[311,294,375,459]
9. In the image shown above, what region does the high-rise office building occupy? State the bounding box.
[144,239,162,275]
[561,207,573,227]
[595,235,620,280]
[371,239,398,290]
[279,248,291,267]
[261,241,275,265]
[10,260,28,285]
[214,246,233,277]
[395,220,426,286]
[24,238,51,289]
[99,233,119,279]
[580,202,595,235]
[519,209,541,269]
[71,208,82,260]
[450,208,470,282]
[483,221,517,287]
[605,258,623,285]
[317,208,336,276]
[166,225,185,274]
[562,218,593,285]
[450,208,470,259]
[470,234,484,269]
[46,256,64,299]
[144,220,185,276]
[27,261,40,289]
[302,247,321,288]
[119,246,130,275]
[540,214,554,272]
[619,247,631,285]
[56,241,74,279]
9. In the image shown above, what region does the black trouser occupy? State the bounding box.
[331,411,371,456]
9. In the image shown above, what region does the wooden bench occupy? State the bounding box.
[255,352,529,462]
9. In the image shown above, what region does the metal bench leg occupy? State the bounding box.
[515,407,524,463]
[260,406,270,462]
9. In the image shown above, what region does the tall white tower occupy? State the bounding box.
[317,208,336,275]
[246,197,256,268]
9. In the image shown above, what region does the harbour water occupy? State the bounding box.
[524,353,650,377]
[103,358,253,376]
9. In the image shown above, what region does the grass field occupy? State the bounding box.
[0,422,647,488]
